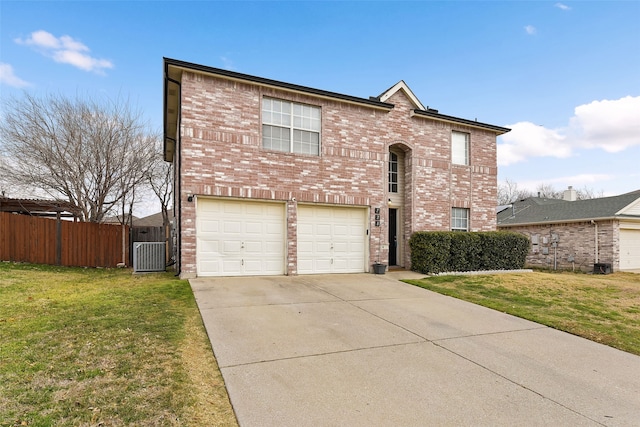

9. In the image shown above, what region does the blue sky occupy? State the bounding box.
[1,1,639,209]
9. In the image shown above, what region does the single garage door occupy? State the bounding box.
[619,228,640,270]
[297,205,367,274]
[196,198,285,276]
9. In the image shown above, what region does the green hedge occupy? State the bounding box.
[409,231,529,274]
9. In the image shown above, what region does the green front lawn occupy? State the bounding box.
[0,262,237,426]
[405,271,640,355]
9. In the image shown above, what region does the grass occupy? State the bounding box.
[0,262,237,427]
[405,271,640,355]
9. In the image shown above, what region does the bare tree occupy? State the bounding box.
[498,178,533,205]
[0,92,157,222]
[534,183,563,199]
[498,179,605,204]
[576,186,605,200]
[147,149,173,228]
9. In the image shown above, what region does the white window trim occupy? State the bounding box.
[262,97,321,155]
[452,131,470,166]
[451,207,469,231]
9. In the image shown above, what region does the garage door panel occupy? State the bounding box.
[316,224,332,237]
[197,199,285,276]
[200,239,220,252]
[620,229,640,270]
[200,262,221,275]
[200,219,220,233]
[297,205,367,274]
[244,241,263,253]
[224,203,243,215]
[245,222,263,234]
[265,241,284,253]
[222,259,243,274]
[223,221,242,234]
[266,222,284,234]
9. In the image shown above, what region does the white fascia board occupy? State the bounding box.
[378,81,426,110]
[616,197,640,216]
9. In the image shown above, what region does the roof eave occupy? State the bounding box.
[497,214,640,227]
[411,109,510,135]
[163,57,395,111]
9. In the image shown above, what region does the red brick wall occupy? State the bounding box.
[176,72,498,276]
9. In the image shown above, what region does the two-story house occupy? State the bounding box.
[163,58,509,278]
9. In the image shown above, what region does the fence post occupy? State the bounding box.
[121,225,127,266]
[56,211,62,265]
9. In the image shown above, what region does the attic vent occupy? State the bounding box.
[169,89,177,96]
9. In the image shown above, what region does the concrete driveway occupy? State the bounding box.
[190,272,640,426]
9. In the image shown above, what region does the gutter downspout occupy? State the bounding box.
[592,220,599,264]
[165,63,182,277]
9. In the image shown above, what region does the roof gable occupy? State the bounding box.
[377,81,426,110]
[619,196,640,216]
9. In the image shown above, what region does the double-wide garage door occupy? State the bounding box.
[196,199,368,276]
[620,228,640,270]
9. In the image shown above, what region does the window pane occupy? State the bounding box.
[452,132,469,165]
[451,208,469,231]
[293,130,319,155]
[263,125,290,152]
[263,98,320,155]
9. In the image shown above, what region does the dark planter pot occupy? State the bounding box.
[373,263,386,275]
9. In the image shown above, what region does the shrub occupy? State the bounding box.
[410,231,529,274]
[408,232,451,274]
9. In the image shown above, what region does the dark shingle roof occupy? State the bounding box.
[498,191,640,226]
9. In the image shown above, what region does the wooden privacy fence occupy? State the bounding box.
[0,212,129,268]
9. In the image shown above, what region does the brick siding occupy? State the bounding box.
[499,220,619,272]
[176,71,499,277]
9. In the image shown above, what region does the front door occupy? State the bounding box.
[389,208,397,266]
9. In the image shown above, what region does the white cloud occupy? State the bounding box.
[0,63,31,87]
[15,30,113,74]
[498,96,640,166]
[555,3,571,11]
[568,96,640,153]
[525,25,537,35]
[498,122,571,165]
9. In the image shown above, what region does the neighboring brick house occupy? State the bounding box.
[497,188,640,272]
[163,58,510,278]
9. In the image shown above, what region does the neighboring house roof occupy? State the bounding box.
[497,191,640,226]
[163,57,510,162]
[133,212,173,227]
[101,214,139,225]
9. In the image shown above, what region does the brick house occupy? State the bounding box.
[163,58,509,278]
[497,187,640,272]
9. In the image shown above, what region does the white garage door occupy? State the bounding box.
[619,228,640,270]
[297,205,367,274]
[196,198,285,276]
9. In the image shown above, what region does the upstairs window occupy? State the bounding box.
[452,208,469,231]
[389,152,398,193]
[452,131,469,165]
[262,98,321,155]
